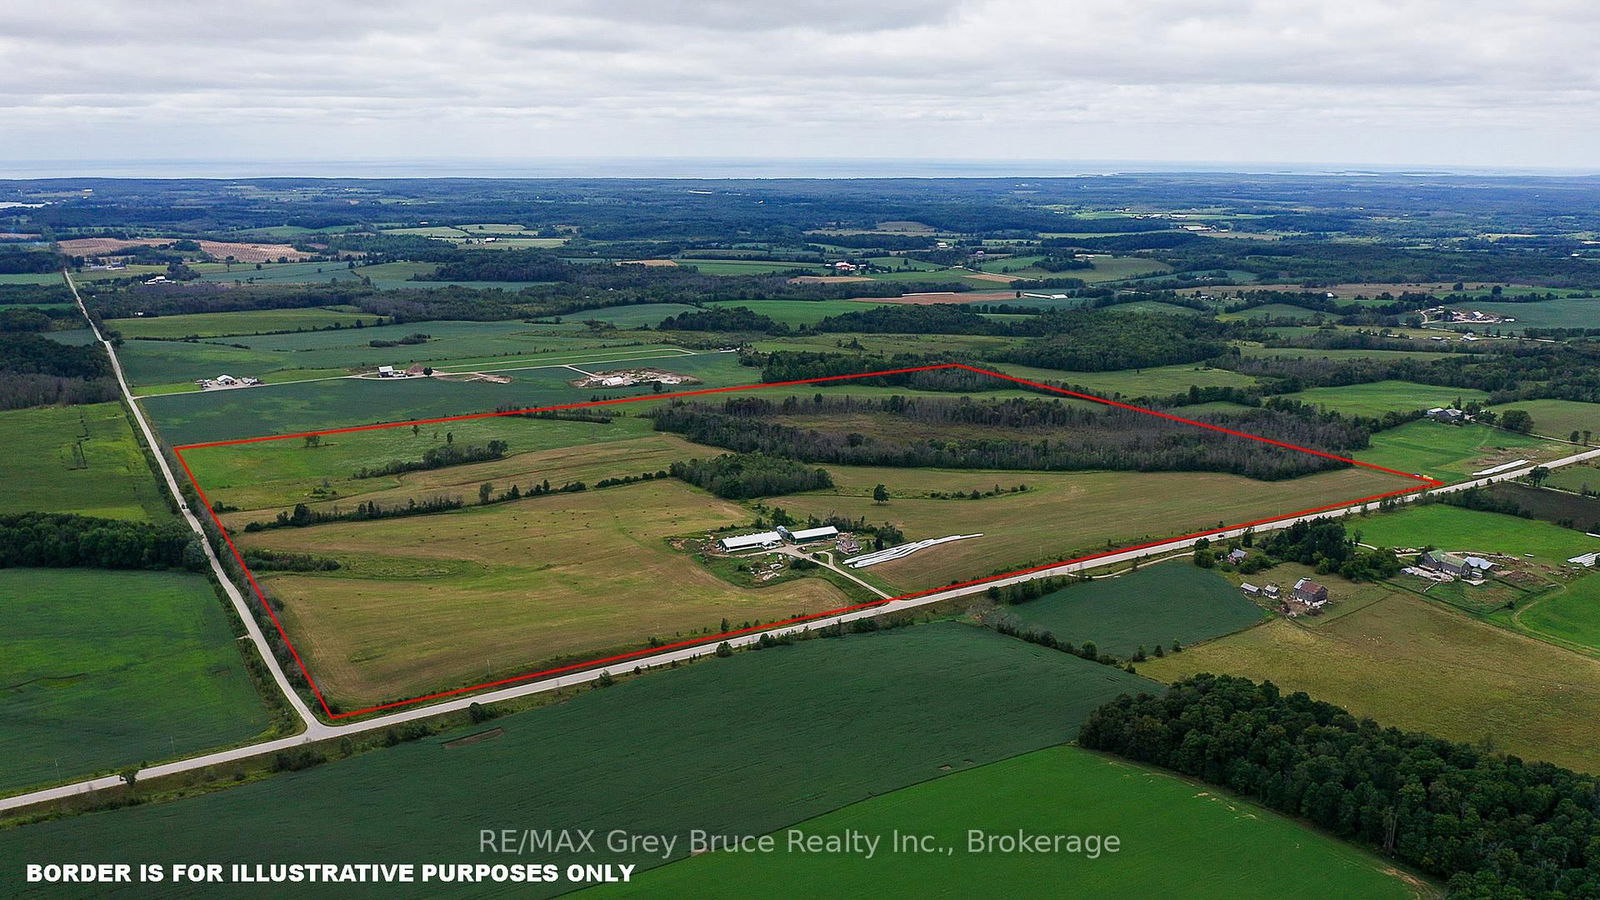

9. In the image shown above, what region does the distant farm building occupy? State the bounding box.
[779,525,839,543]
[1240,582,1260,595]
[1427,407,1467,424]
[718,531,782,552]
[1227,548,1248,563]
[1292,578,1329,608]
[1418,550,1495,578]
[1263,583,1281,599]
[377,365,397,378]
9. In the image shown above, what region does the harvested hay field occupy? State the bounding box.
[788,275,876,284]
[617,259,679,267]
[852,290,1020,305]
[59,237,312,262]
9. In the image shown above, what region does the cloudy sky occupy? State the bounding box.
[2,0,1597,174]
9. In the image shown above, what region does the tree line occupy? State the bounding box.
[352,440,508,479]
[669,453,834,500]
[0,512,201,570]
[0,333,118,410]
[1080,674,1600,898]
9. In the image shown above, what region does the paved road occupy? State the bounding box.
[10,281,1599,815]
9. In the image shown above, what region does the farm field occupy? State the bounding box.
[1436,297,1600,331]
[0,402,171,521]
[1485,398,1600,442]
[751,331,1017,356]
[1514,574,1600,655]
[1355,504,1600,563]
[1240,345,1459,362]
[1003,561,1267,656]
[610,746,1425,900]
[1140,588,1600,773]
[675,258,827,276]
[236,477,855,709]
[988,361,1258,398]
[0,623,1153,897]
[1287,380,1490,417]
[194,261,360,285]
[1355,420,1565,482]
[1545,462,1600,494]
[139,350,747,445]
[110,306,372,340]
[770,463,1407,593]
[0,569,273,795]
[704,298,901,326]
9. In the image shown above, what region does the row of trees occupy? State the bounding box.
[352,440,508,479]
[669,453,834,500]
[1080,674,1600,897]
[0,334,117,410]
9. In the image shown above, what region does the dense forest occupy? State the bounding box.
[668,453,834,499]
[0,512,200,570]
[658,306,783,333]
[1080,674,1600,898]
[0,333,117,409]
[651,395,1363,480]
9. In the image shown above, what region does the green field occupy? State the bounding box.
[1004,562,1267,656]
[610,746,1424,899]
[0,623,1153,897]
[676,258,828,276]
[1485,398,1600,442]
[1356,420,1564,482]
[194,261,363,285]
[1545,463,1600,494]
[0,403,170,521]
[1437,297,1600,331]
[111,307,373,340]
[0,569,273,794]
[140,350,748,445]
[1289,380,1490,417]
[1356,504,1599,562]
[1515,574,1600,654]
[989,361,1257,399]
[1141,586,1600,773]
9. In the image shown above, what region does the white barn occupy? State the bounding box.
[718,531,782,552]
[788,526,839,543]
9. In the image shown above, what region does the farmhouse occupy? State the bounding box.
[718,531,782,552]
[1292,578,1329,608]
[1427,407,1467,424]
[1227,548,1248,563]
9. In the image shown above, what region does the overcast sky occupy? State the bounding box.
[2,0,1597,174]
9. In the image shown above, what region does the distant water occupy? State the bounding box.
[1,157,1591,180]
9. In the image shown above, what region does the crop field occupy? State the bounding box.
[1545,463,1600,494]
[1003,561,1267,656]
[110,306,372,340]
[0,402,171,521]
[1220,303,1324,322]
[0,623,1154,895]
[1288,380,1491,417]
[975,254,1171,283]
[558,302,702,327]
[140,349,747,445]
[751,331,1017,356]
[1356,504,1599,562]
[1514,574,1600,655]
[237,477,855,708]
[1241,346,1458,362]
[767,463,1407,593]
[1140,588,1600,773]
[1436,297,1600,331]
[0,569,272,795]
[1485,398,1600,441]
[989,361,1258,398]
[611,746,1425,899]
[675,258,828,276]
[1487,482,1600,533]
[1355,420,1565,482]
[194,261,361,285]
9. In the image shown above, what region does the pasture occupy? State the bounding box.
[0,623,1152,896]
[1439,297,1600,332]
[1004,561,1267,656]
[1515,574,1600,656]
[194,261,360,285]
[1356,420,1564,482]
[770,463,1407,593]
[0,403,171,521]
[1288,380,1490,417]
[610,747,1425,899]
[1486,398,1600,442]
[1140,588,1600,773]
[110,306,373,340]
[0,569,272,794]
[1355,504,1599,562]
[238,477,854,708]
[676,258,828,276]
[1545,462,1600,495]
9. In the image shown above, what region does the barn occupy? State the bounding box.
[718,531,782,552]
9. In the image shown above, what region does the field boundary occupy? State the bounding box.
[171,363,1440,719]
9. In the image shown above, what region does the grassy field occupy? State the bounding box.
[1355,504,1599,562]
[1545,462,1600,494]
[1141,587,1600,773]
[1355,420,1565,482]
[140,350,748,445]
[194,261,362,285]
[989,361,1257,399]
[609,746,1426,899]
[1241,345,1459,362]
[1435,297,1600,332]
[1514,573,1600,655]
[110,307,373,340]
[238,477,854,709]
[1004,561,1267,656]
[0,569,273,795]
[772,463,1407,593]
[0,403,170,521]
[1485,398,1600,442]
[0,623,1153,898]
[1288,380,1490,417]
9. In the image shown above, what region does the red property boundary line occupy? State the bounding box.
[172,363,1442,720]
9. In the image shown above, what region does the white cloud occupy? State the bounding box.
[2,0,1598,170]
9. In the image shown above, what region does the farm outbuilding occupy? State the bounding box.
[787,526,839,543]
[718,531,782,552]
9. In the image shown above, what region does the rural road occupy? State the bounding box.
[10,277,1600,815]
